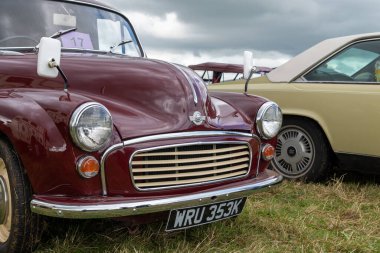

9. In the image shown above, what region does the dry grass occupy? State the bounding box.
[34,174,380,253]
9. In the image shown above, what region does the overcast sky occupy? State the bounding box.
[103,0,379,67]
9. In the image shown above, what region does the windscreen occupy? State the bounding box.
[0,0,142,56]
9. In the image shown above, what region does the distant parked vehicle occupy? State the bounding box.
[189,62,272,84]
[209,33,380,181]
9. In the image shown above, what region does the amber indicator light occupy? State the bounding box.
[77,156,100,178]
[262,144,275,161]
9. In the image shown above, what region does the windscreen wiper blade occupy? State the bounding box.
[109,40,132,53]
[34,28,77,51]
[50,27,77,39]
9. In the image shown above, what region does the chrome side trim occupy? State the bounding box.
[128,141,254,191]
[30,171,282,219]
[335,151,380,159]
[100,131,255,195]
[100,143,123,195]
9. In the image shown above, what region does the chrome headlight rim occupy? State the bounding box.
[70,102,113,152]
[256,101,282,140]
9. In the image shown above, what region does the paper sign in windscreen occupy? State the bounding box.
[53,14,77,27]
[61,32,94,49]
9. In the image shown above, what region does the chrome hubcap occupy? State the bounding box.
[273,126,315,178]
[0,159,11,243]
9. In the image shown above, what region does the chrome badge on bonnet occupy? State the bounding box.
[189,111,206,125]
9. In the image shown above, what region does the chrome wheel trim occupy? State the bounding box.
[0,158,11,243]
[272,126,315,178]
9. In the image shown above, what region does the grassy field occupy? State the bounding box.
[34,173,380,253]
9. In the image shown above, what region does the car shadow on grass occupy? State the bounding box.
[331,169,380,185]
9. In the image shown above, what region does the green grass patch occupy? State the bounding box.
[34,176,380,253]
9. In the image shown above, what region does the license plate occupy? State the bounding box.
[166,197,246,231]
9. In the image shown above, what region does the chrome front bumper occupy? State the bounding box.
[30,170,282,219]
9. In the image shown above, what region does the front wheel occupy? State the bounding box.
[271,119,332,182]
[0,139,41,253]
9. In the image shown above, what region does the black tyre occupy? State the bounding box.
[0,139,41,253]
[271,118,332,182]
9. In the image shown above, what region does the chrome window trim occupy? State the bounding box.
[298,38,380,83]
[100,131,257,195]
[0,47,141,57]
[128,141,255,191]
[0,47,33,52]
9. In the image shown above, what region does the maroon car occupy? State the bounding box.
[0,0,283,252]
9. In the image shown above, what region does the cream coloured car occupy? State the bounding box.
[208,33,380,181]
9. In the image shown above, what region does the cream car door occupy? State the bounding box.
[299,39,380,157]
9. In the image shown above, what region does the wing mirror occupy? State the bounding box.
[243,51,257,93]
[37,37,69,92]
[243,51,253,80]
[37,37,61,78]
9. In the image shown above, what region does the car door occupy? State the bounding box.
[297,38,380,158]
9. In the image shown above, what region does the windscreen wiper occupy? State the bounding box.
[34,28,77,51]
[49,27,77,39]
[109,40,132,53]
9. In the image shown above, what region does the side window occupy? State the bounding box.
[304,40,380,83]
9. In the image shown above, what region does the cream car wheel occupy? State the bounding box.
[273,126,315,178]
[271,118,332,182]
[0,159,11,243]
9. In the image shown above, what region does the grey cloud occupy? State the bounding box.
[103,0,380,57]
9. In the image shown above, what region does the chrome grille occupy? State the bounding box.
[130,143,251,190]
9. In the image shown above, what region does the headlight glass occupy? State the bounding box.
[70,102,113,152]
[256,102,282,139]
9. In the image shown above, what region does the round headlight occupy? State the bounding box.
[256,102,282,139]
[70,102,113,152]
